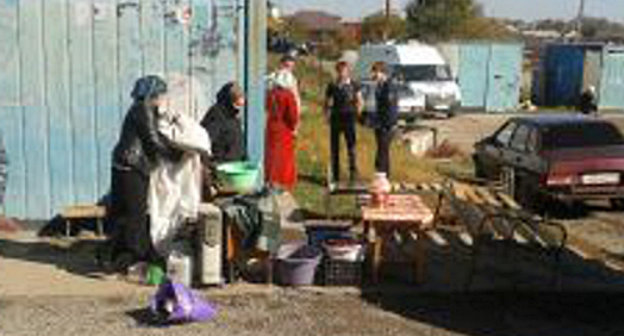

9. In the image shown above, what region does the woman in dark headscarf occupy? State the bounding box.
[201,82,246,163]
[106,75,182,272]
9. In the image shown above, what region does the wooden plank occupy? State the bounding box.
[62,204,106,218]
[426,230,449,247]
[20,0,51,218]
[44,0,75,215]
[496,191,522,210]
[93,0,119,197]
[418,183,431,191]
[475,187,502,207]
[68,0,99,205]
[457,231,474,246]
[0,1,26,217]
[141,0,165,76]
[452,183,470,202]
[463,186,485,205]
[430,183,443,192]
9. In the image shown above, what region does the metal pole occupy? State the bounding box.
[576,0,586,38]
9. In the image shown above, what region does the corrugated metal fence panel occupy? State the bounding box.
[485,43,523,112]
[600,49,624,110]
[69,1,99,210]
[583,49,602,93]
[458,43,489,108]
[0,0,26,217]
[0,0,261,219]
[543,45,585,106]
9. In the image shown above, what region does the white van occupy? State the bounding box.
[356,41,462,119]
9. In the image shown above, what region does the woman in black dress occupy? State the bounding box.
[106,75,182,272]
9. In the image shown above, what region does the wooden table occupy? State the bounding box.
[360,194,435,284]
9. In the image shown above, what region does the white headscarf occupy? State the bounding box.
[267,69,297,90]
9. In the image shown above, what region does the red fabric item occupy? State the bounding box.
[265,87,300,190]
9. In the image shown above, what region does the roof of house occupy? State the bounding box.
[289,10,342,32]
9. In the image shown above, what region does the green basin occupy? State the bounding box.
[216,161,260,193]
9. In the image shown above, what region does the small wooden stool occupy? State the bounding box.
[61,205,107,237]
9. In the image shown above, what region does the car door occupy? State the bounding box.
[505,123,532,170]
[478,121,518,177]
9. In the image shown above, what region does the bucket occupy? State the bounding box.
[275,242,322,286]
[323,239,365,262]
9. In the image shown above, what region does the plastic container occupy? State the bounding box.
[304,220,353,248]
[322,239,365,262]
[146,264,166,286]
[216,161,259,193]
[167,241,194,287]
[320,258,363,286]
[275,242,322,286]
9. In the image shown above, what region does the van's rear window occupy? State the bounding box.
[541,122,624,149]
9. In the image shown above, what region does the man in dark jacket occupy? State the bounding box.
[324,61,363,182]
[107,75,182,271]
[201,82,246,163]
[371,61,398,177]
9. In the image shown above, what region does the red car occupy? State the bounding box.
[473,115,624,210]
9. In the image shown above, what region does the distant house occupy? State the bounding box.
[342,21,363,42]
[288,10,342,40]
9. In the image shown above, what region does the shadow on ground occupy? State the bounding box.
[0,237,107,279]
[360,236,624,336]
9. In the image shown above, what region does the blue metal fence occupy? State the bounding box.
[0,0,266,219]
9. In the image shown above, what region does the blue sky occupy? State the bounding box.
[278,0,624,22]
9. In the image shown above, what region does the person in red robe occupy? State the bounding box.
[265,71,300,191]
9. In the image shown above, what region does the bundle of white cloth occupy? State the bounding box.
[149,73,211,254]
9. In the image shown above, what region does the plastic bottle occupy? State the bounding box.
[167,242,193,287]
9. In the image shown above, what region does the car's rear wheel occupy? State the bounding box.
[610,198,624,211]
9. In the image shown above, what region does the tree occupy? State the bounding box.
[361,13,407,43]
[456,17,518,40]
[405,0,478,41]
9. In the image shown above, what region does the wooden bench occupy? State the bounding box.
[61,205,107,238]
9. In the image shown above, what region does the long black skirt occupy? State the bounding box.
[108,167,159,269]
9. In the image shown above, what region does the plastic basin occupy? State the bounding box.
[275,242,322,286]
[216,161,259,193]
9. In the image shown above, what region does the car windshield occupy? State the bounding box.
[393,65,452,82]
[541,122,624,149]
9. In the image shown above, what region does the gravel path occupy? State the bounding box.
[3,290,624,336]
[0,291,458,336]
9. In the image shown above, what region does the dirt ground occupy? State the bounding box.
[4,113,624,335]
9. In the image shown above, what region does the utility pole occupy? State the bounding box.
[576,0,586,38]
[383,0,391,40]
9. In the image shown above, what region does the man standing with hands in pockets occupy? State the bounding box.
[324,61,363,183]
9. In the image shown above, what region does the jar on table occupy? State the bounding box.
[370,172,391,207]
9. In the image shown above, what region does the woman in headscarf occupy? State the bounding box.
[200,82,246,163]
[265,70,300,191]
[106,75,182,272]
